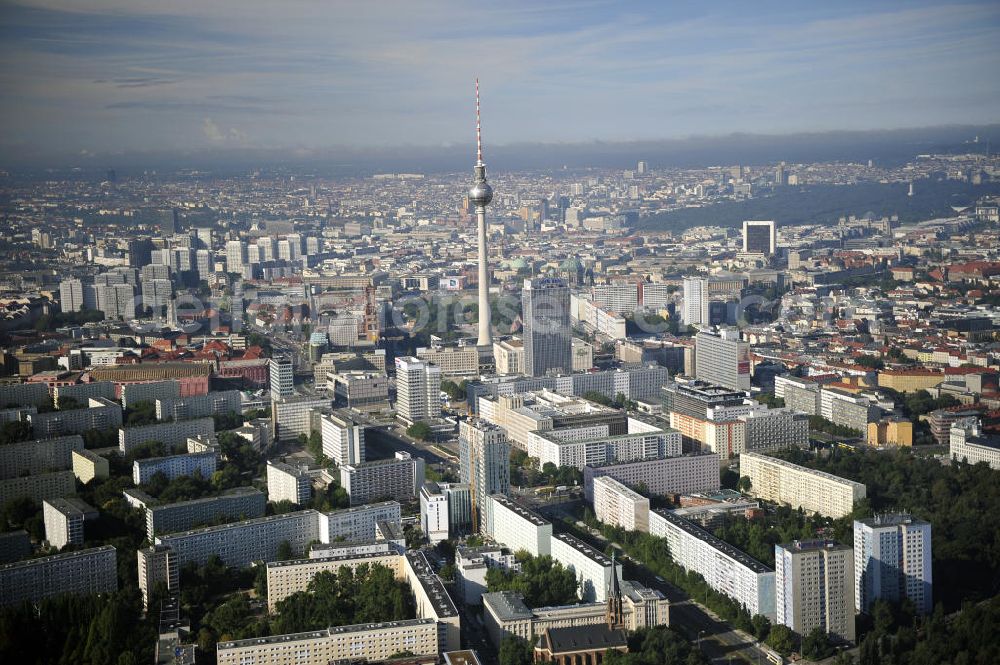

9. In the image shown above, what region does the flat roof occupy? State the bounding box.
[857,513,931,528]
[405,550,458,617]
[652,509,772,575]
[268,550,398,570]
[740,452,866,490]
[0,544,116,571]
[217,618,436,650]
[489,494,550,528]
[552,532,614,567]
[482,590,532,621]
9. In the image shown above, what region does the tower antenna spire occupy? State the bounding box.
[476,78,484,166]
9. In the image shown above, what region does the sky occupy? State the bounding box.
[0,0,999,162]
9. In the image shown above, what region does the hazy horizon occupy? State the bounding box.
[2,0,999,168]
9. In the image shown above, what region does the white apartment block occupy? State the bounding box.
[120,380,180,409]
[42,497,97,550]
[854,514,932,615]
[592,476,650,533]
[527,418,682,470]
[320,411,366,466]
[455,546,520,606]
[694,328,751,392]
[493,339,524,375]
[266,460,312,505]
[484,494,552,558]
[155,390,242,421]
[459,418,511,533]
[583,453,721,501]
[119,417,215,454]
[649,509,776,620]
[0,434,83,480]
[218,619,440,665]
[949,418,1000,470]
[416,345,480,378]
[0,545,117,607]
[53,381,116,404]
[740,452,866,519]
[775,540,855,643]
[550,532,622,603]
[155,510,321,568]
[340,451,425,506]
[394,356,441,424]
[28,398,123,439]
[133,451,218,486]
[0,470,76,506]
[71,449,109,484]
[420,483,450,543]
[137,544,178,610]
[272,396,332,442]
[129,487,267,540]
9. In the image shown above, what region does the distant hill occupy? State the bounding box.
[633,179,1000,233]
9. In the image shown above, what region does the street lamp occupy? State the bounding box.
[698,630,706,654]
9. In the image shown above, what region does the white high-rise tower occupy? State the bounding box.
[469,79,494,348]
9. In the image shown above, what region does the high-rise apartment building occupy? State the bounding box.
[695,328,751,392]
[682,276,709,326]
[266,460,312,506]
[319,412,366,466]
[522,277,572,377]
[42,497,97,550]
[775,540,855,643]
[459,419,511,533]
[743,220,776,255]
[225,240,246,273]
[394,356,441,424]
[59,278,85,313]
[270,356,294,400]
[854,514,932,615]
[340,451,425,506]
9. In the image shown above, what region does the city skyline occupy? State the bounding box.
[1,1,999,163]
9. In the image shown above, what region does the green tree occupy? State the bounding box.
[276,540,294,561]
[801,626,835,661]
[498,635,534,665]
[751,614,771,641]
[486,552,579,607]
[766,624,795,656]
[406,421,432,441]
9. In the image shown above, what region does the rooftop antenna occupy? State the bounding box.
[476,78,484,166]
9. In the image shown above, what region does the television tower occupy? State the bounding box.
[469,79,494,348]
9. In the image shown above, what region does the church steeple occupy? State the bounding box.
[606,550,624,629]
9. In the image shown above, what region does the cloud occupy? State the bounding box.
[0,0,998,158]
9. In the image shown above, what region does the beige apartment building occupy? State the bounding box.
[740,452,866,519]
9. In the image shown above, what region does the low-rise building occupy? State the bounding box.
[455,546,520,606]
[949,418,1000,469]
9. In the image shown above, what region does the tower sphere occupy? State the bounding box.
[469,181,493,206]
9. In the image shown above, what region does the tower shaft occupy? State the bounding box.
[476,207,491,347]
